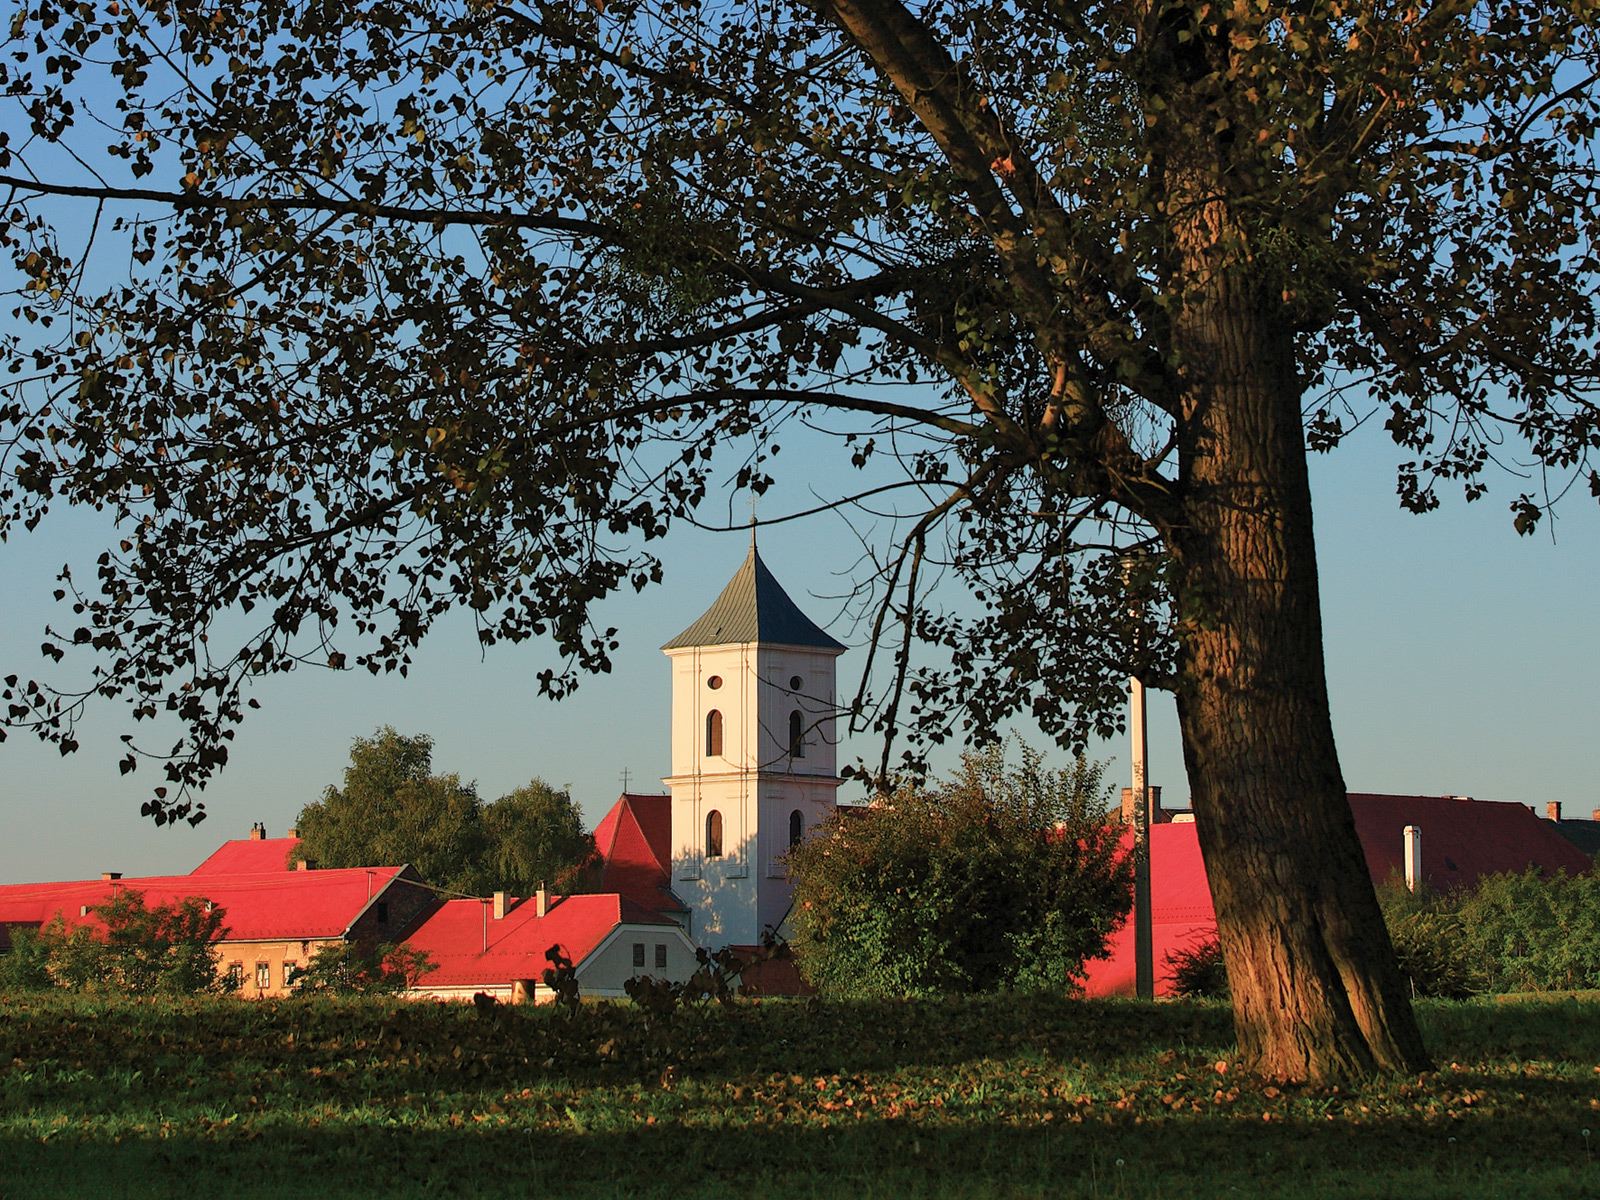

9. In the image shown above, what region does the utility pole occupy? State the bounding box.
[1131,671,1154,1000]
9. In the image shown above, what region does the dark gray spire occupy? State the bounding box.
[662,546,845,652]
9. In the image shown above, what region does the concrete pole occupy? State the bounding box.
[1131,673,1153,999]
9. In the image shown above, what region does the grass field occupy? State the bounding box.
[3,990,1598,1198]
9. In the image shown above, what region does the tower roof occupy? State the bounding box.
[662,546,845,652]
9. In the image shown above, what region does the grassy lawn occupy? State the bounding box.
[2,990,1598,1198]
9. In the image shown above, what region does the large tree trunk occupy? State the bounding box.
[1163,189,1431,1080]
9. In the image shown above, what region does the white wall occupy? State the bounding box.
[664,641,841,947]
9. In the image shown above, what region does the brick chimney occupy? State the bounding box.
[286,827,298,839]
[535,885,549,918]
[101,871,121,882]
[296,859,315,871]
[248,822,266,840]
[1547,801,1563,822]
[492,891,509,921]
[1120,786,1163,823]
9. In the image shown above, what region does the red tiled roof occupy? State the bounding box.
[191,836,300,875]
[1083,794,1593,998]
[594,793,686,915]
[0,865,408,943]
[403,893,676,989]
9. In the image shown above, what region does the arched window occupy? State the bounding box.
[788,709,805,758]
[705,709,723,757]
[705,809,724,859]
[789,809,804,850]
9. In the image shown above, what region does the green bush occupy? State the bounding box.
[788,743,1132,998]
[1457,869,1600,994]
[1165,937,1229,999]
[288,941,437,994]
[0,927,53,991]
[4,890,231,995]
[1376,880,1484,999]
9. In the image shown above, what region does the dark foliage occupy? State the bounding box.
[789,743,1130,997]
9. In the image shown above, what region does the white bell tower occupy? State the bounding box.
[661,542,845,947]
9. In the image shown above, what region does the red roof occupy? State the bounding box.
[0,865,408,943]
[191,836,300,875]
[1348,793,1591,890]
[1082,823,1215,998]
[1082,794,1593,998]
[403,892,675,989]
[594,793,686,915]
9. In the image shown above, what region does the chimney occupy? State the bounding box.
[287,827,298,839]
[249,822,266,840]
[296,859,314,871]
[1592,809,1600,823]
[1120,786,1162,823]
[1547,801,1563,822]
[535,885,548,918]
[101,871,122,882]
[492,891,508,921]
[1403,825,1422,892]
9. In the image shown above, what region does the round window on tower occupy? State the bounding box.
[707,675,722,690]
[789,675,803,691]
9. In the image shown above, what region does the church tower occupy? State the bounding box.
[661,543,845,947]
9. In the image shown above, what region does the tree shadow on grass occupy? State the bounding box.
[4,1108,1597,1200]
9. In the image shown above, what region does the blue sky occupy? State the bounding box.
[1,412,1595,884]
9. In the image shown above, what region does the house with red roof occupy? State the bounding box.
[592,793,690,922]
[1083,793,1593,997]
[0,824,438,996]
[404,887,698,1002]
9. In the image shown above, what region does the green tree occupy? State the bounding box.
[789,743,1131,997]
[288,941,437,994]
[482,781,599,895]
[0,927,53,992]
[3,0,1596,1078]
[27,891,229,995]
[292,728,488,893]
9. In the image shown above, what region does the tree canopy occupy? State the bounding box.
[3,889,230,995]
[1,0,1595,1078]
[292,727,596,894]
[789,743,1131,997]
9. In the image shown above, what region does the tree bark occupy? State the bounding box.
[1163,173,1431,1081]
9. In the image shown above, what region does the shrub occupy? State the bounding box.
[788,742,1132,998]
[0,926,53,991]
[1376,880,1484,999]
[1166,937,1229,999]
[13,890,230,995]
[289,941,436,994]
[1457,869,1600,994]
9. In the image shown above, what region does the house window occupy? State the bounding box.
[789,674,803,691]
[705,709,723,757]
[376,901,389,924]
[706,809,724,859]
[255,961,271,990]
[283,961,299,988]
[633,943,645,968]
[707,674,722,690]
[788,710,805,758]
[227,962,244,989]
[790,809,804,850]
[655,944,667,969]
